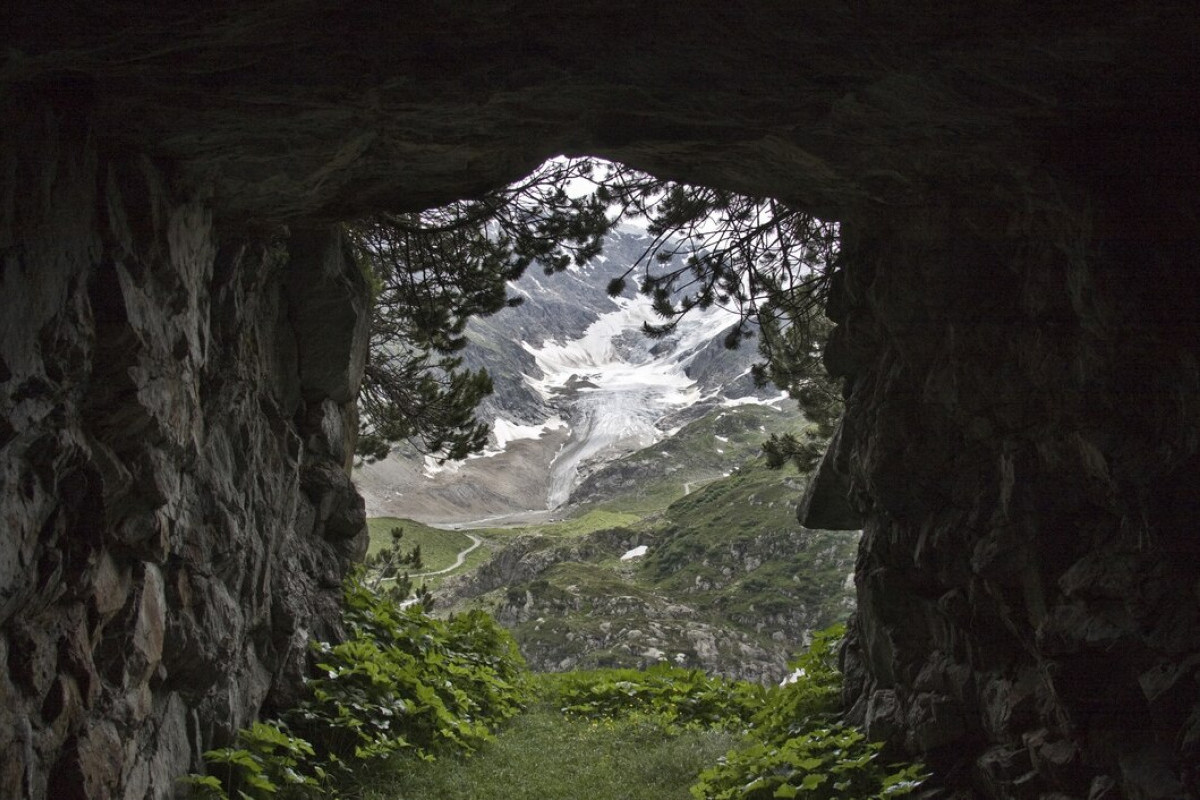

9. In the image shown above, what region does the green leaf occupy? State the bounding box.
[800,773,828,791]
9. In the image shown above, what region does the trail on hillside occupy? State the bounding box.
[412,533,483,577]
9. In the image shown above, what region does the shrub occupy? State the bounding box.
[690,725,927,800]
[688,624,929,800]
[750,623,843,745]
[181,721,327,799]
[183,573,528,799]
[541,664,766,731]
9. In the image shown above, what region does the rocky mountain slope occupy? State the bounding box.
[433,456,858,684]
[352,226,855,684]
[354,225,782,522]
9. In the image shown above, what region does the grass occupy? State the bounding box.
[576,405,797,515]
[359,702,743,800]
[367,517,475,573]
[472,509,642,540]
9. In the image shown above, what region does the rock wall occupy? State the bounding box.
[830,194,1200,797]
[0,91,368,799]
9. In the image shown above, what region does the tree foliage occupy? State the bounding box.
[584,162,844,470]
[361,526,432,609]
[349,159,613,460]
[183,576,529,799]
[353,157,843,462]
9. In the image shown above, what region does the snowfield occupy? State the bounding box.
[521,295,735,507]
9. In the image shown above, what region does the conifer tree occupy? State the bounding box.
[352,157,842,464]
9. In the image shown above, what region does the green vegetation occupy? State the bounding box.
[471,509,642,540]
[366,517,473,571]
[692,726,927,800]
[644,458,853,627]
[438,449,857,678]
[542,664,765,731]
[187,574,924,800]
[366,703,742,800]
[690,625,928,800]
[369,625,925,800]
[183,574,527,799]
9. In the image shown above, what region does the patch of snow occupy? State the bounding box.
[620,545,649,561]
[422,455,466,478]
[780,667,807,686]
[721,391,790,408]
[492,416,566,450]
[714,435,729,442]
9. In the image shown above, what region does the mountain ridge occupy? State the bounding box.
[353,227,782,522]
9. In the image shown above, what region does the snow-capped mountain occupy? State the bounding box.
[353,226,784,523]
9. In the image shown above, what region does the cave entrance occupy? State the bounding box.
[349,155,860,683]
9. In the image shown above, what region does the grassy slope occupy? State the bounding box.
[576,404,797,515]
[373,404,857,677]
[361,703,743,800]
[471,509,642,541]
[436,456,857,679]
[366,517,475,573]
[642,459,855,625]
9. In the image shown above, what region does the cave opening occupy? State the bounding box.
[349,154,859,689]
[3,4,1199,798]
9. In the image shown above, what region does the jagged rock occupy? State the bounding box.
[797,420,863,530]
[0,102,368,798]
[286,230,371,405]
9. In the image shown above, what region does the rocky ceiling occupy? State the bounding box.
[8,2,1195,222]
[3,3,1199,799]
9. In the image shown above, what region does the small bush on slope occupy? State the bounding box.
[541,664,766,732]
[183,572,528,799]
[690,624,929,800]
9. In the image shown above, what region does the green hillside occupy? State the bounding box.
[366,517,475,573]
[428,406,859,683]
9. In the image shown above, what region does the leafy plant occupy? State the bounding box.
[289,576,527,764]
[751,624,843,745]
[690,725,927,800]
[542,664,766,732]
[183,575,529,798]
[180,721,326,799]
[689,624,929,800]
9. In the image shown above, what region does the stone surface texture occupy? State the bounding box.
[1,89,368,799]
[3,2,1199,798]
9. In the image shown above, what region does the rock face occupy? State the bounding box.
[1,90,368,798]
[3,3,1199,798]
[832,202,1200,797]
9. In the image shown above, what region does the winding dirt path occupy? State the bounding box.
[412,533,483,577]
